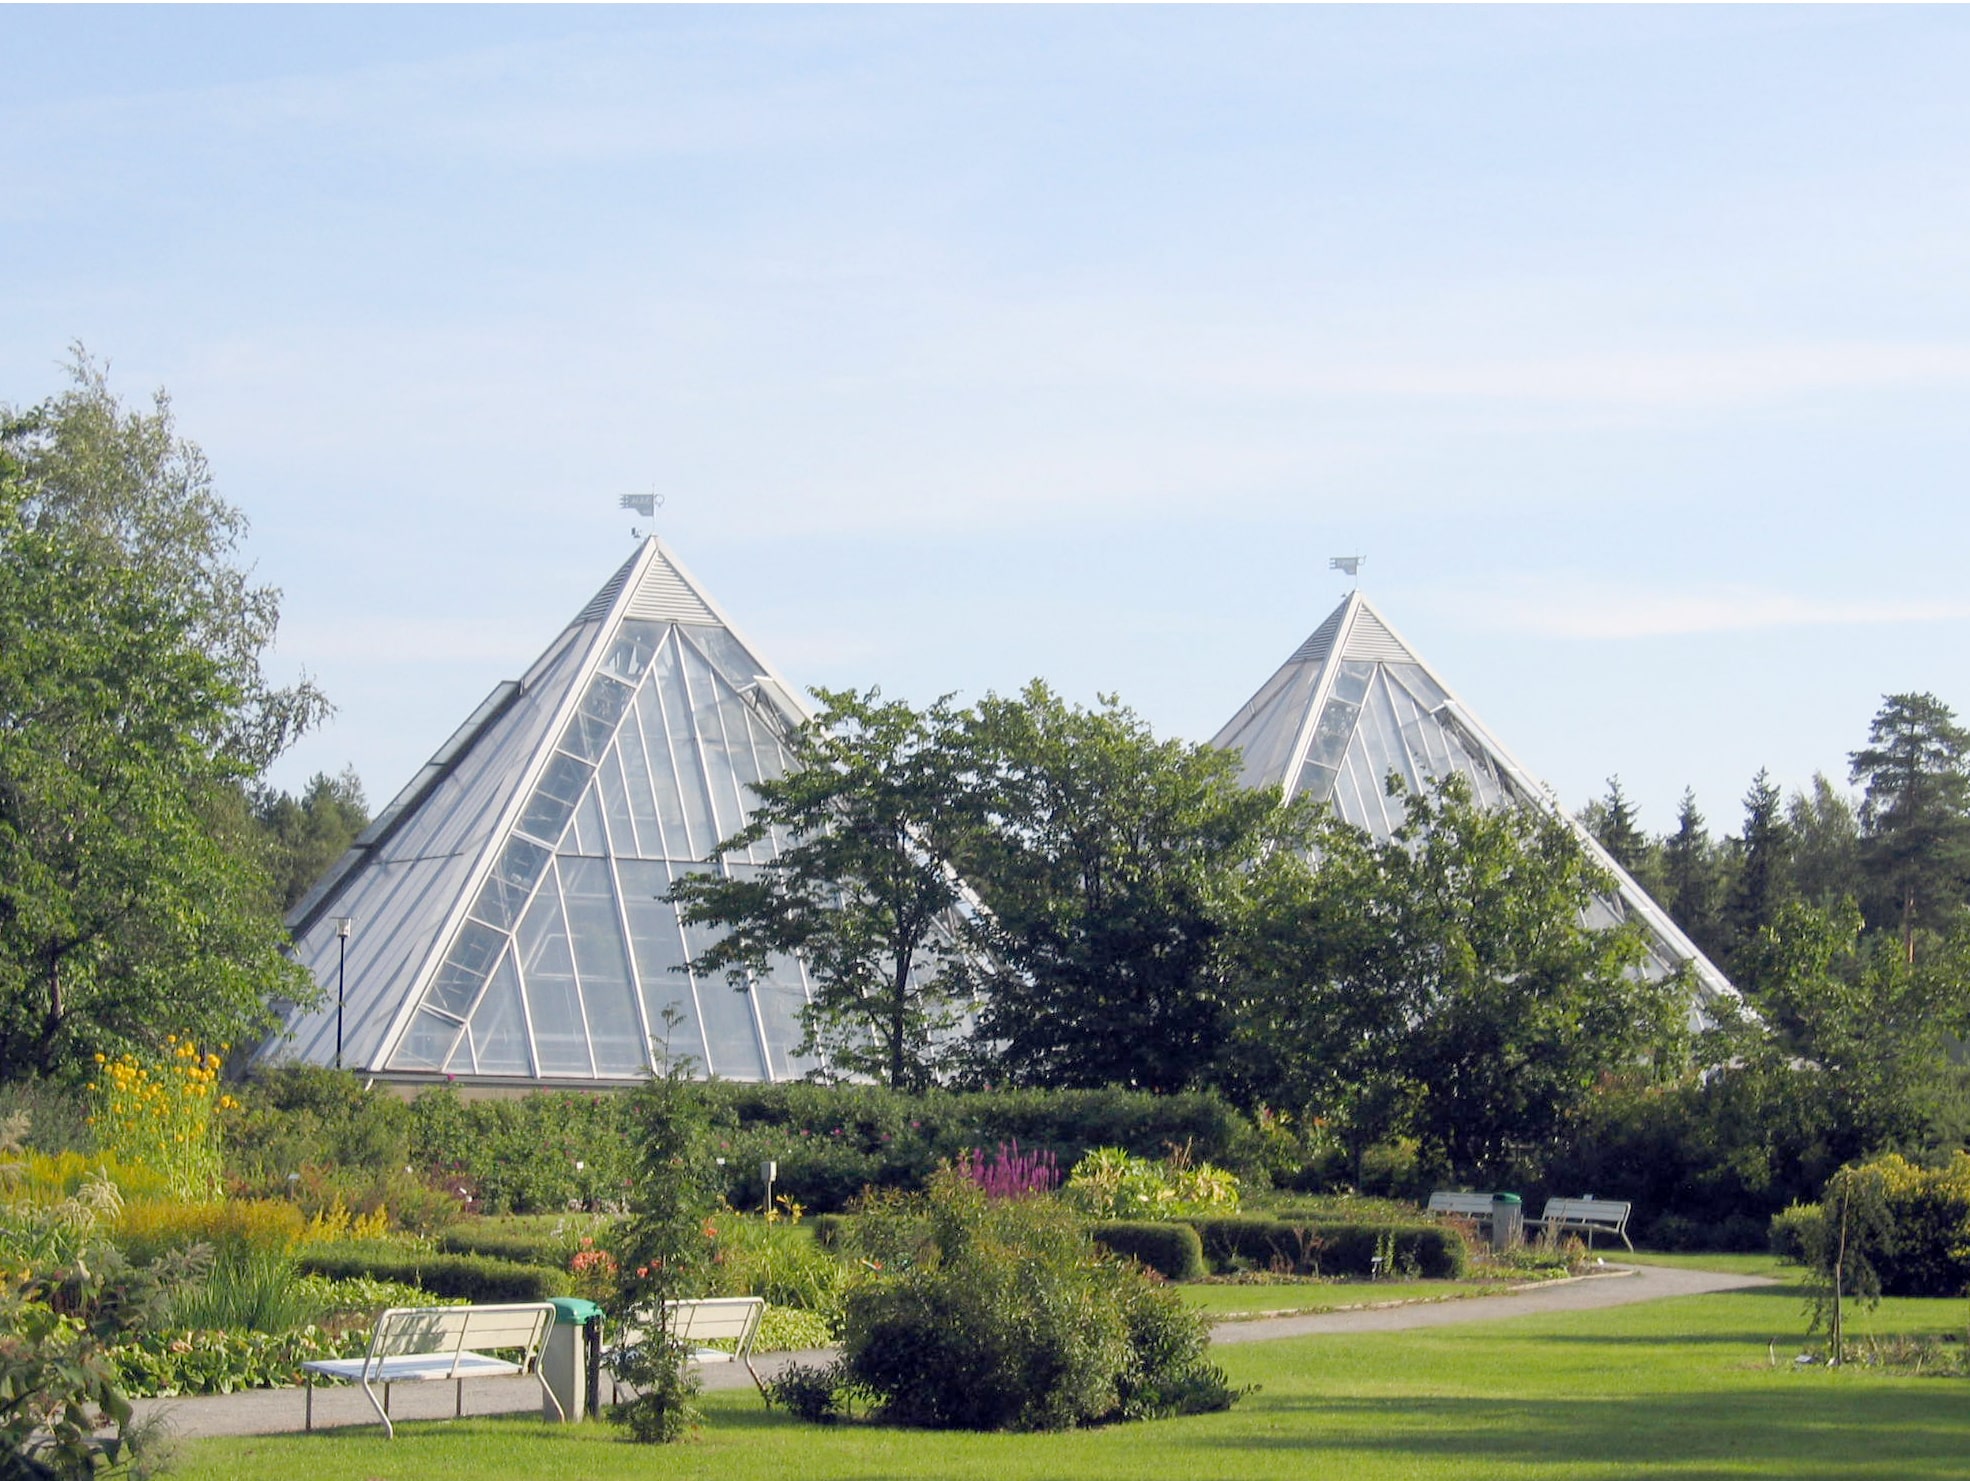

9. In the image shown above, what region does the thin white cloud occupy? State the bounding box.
[1461,584,1970,640]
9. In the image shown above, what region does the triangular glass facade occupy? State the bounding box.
[1213,592,1739,1017]
[261,541,824,1084]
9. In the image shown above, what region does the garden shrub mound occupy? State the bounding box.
[296,1247,570,1303]
[821,1175,1239,1432]
[1190,1217,1468,1280]
[1774,1152,1970,1298]
[1091,1221,1207,1282]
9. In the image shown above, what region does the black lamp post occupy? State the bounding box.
[334,917,353,1070]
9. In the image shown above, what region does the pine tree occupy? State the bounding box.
[1724,769,1792,991]
[1660,788,1724,965]
[1849,693,1970,962]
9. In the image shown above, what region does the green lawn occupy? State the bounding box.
[172,1281,1970,1481]
[1179,1277,1504,1316]
[1620,1250,1796,1281]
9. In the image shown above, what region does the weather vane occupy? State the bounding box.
[1329,555,1364,580]
[620,490,664,540]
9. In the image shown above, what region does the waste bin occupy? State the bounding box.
[1490,1193,1523,1252]
[544,1297,604,1421]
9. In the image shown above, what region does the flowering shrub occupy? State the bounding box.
[569,1236,620,1304]
[90,1038,237,1202]
[1063,1147,1240,1222]
[956,1141,1059,1200]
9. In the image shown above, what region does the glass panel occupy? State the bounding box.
[467,953,531,1075]
[396,1010,464,1071]
[561,857,646,1075]
[598,749,645,857]
[675,866,766,1079]
[445,1033,475,1076]
[754,953,815,1080]
[425,918,506,1017]
[1292,759,1339,803]
[679,640,748,846]
[1385,662,1450,712]
[568,780,610,858]
[1351,674,1420,796]
[1330,660,1375,707]
[603,620,665,685]
[472,836,552,930]
[688,626,769,692]
[515,873,592,1075]
[561,673,635,762]
[654,638,718,859]
[624,693,680,857]
[617,860,707,1073]
[518,751,594,846]
[1305,697,1360,770]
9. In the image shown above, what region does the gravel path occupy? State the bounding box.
[126,1263,1778,1441]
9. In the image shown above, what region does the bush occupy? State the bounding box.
[1798,1153,1970,1298]
[1770,1201,1825,1264]
[294,1247,570,1302]
[705,1213,848,1324]
[113,1198,305,1264]
[1090,1222,1206,1282]
[1189,1218,1467,1279]
[1063,1147,1240,1222]
[2,1280,138,1480]
[832,1175,1238,1431]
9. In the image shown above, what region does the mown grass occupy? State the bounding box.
[1180,1277,1503,1316]
[171,1280,1970,1481]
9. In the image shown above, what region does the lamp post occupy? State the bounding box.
[334,917,353,1070]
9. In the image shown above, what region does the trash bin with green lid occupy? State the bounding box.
[544,1298,605,1420]
[1489,1192,1523,1251]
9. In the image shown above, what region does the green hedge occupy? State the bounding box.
[295,1247,571,1302]
[1188,1218,1467,1280]
[1091,1221,1207,1282]
[438,1227,569,1267]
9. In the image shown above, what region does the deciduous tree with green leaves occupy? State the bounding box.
[957,683,1296,1094]
[667,688,981,1090]
[1230,777,1686,1185]
[0,355,325,1081]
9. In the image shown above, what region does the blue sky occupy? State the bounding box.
[6,5,1969,836]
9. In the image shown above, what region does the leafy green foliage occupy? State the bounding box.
[1188,1217,1468,1280]
[249,769,368,914]
[832,1173,1236,1431]
[1062,1146,1240,1221]
[669,688,982,1090]
[958,682,1296,1093]
[292,1247,570,1302]
[1088,1221,1207,1281]
[606,1068,723,1443]
[1,1281,137,1480]
[1228,776,1684,1185]
[0,354,324,1081]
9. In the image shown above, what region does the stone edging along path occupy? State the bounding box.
[127,1263,1780,1441]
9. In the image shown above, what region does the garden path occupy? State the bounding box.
[127,1263,1778,1441]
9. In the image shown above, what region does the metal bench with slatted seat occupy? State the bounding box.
[1534,1197,1633,1251]
[302,1302,562,1438]
[1426,1191,1499,1226]
[606,1296,767,1404]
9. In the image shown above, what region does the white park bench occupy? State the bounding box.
[303,1302,562,1438]
[1426,1191,1499,1225]
[606,1296,767,1404]
[1534,1197,1633,1251]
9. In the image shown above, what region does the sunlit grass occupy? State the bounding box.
[171,1283,1970,1481]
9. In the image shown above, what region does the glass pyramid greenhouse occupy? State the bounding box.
[259,539,830,1085]
[1212,590,1738,1018]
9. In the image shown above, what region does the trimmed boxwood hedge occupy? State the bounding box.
[1090,1221,1207,1282]
[296,1247,572,1302]
[438,1227,567,1266]
[1188,1218,1467,1280]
